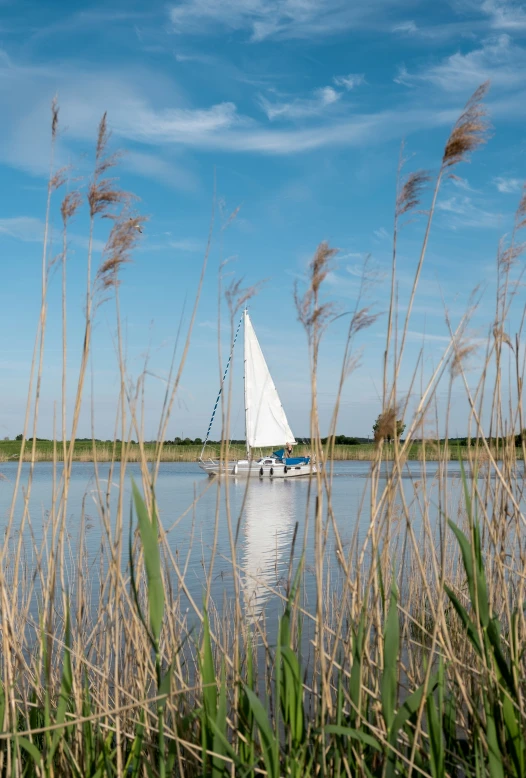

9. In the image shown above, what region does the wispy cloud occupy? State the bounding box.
[405,330,453,344]
[493,175,523,193]
[0,216,43,242]
[480,0,526,30]
[374,226,390,240]
[168,238,204,252]
[168,0,408,41]
[125,151,199,191]
[0,48,500,166]
[393,64,412,86]
[436,195,503,229]
[450,176,479,193]
[392,20,418,34]
[397,34,526,92]
[333,73,365,90]
[258,86,341,120]
[0,216,106,251]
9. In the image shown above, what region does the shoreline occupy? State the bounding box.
[0,442,522,463]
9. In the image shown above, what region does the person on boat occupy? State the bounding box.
[285,442,293,459]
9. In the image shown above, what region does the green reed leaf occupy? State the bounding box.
[323,725,381,751]
[484,698,505,778]
[381,581,399,732]
[444,584,482,656]
[132,480,165,646]
[16,736,43,767]
[243,686,279,778]
[48,605,73,764]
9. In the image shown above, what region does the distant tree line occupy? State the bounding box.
[12,432,526,447]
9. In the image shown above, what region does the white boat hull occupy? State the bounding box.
[199,458,317,478]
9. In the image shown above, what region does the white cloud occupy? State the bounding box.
[0,216,106,251]
[168,238,204,252]
[398,34,526,92]
[374,226,390,240]
[125,151,199,191]
[392,20,418,33]
[258,86,341,121]
[393,64,412,86]
[493,176,523,193]
[450,176,479,192]
[0,48,504,167]
[436,195,503,228]
[168,0,407,41]
[118,102,244,141]
[481,0,526,30]
[333,73,365,90]
[0,216,43,242]
[405,330,452,343]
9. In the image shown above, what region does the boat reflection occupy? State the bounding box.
[238,478,296,624]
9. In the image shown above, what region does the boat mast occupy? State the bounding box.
[244,308,250,458]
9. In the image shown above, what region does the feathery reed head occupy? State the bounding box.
[88,178,130,219]
[451,336,479,378]
[295,241,338,334]
[498,240,525,272]
[442,81,491,169]
[50,166,69,193]
[225,277,265,316]
[96,211,146,291]
[96,112,110,161]
[349,307,380,337]
[396,170,430,217]
[492,325,514,352]
[515,183,526,230]
[61,191,83,226]
[51,96,59,140]
[88,112,129,218]
[373,407,398,443]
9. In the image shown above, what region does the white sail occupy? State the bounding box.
[244,311,296,449]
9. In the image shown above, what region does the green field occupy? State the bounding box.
[0,439,521,462]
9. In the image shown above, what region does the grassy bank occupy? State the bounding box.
[1,439,523,462]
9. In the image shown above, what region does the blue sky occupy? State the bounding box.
[0,0,525,441]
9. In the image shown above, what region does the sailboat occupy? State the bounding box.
[198,309,316,478]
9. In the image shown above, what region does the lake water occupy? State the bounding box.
[0,461,468,626]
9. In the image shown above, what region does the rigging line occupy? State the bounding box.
[200,312,244,459]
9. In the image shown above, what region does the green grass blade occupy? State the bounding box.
[385,673,439,778]
[132,480,165,646]
[211,660,228,777]
[243,685,279,778]
[128,500,152,647]
[201,607,218,723]
[484,699,505,778]
[16,736,43,767]
[323,724,381,751]
[381,581,399,732]
[48,605,74,763]
[444,584,482,656]
[349,608,365,726]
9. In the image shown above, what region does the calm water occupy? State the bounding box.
[0,461,465,624]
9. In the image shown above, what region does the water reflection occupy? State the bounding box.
[240,479,295,624]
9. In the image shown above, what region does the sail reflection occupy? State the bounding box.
[239,479,295,624]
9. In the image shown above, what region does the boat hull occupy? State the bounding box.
[199,459,317,478]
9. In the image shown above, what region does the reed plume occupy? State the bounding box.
[442,81,490,168]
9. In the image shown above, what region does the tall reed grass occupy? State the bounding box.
[2,83,526,777]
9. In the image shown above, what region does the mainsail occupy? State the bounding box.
[244,310,296,449]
